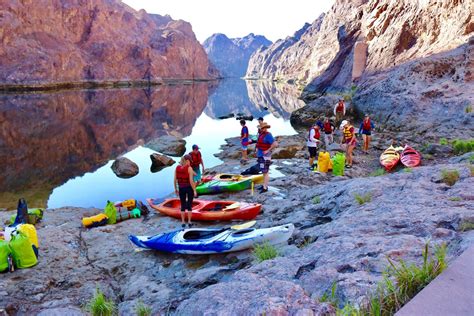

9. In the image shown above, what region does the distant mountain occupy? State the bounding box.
[203,33,272,78]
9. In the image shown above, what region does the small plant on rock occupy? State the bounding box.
[369,168,386,177]
[459,220,474,232]
[448,196,462,202]
[465,104,473,113]
[135,300,152,316]
[84,287,116,316]
[354,192,372,205]
[253,242,278,263]
[404,167,413,173]
[440,169,460,186]
[312,196,321,204]
[470,165,474,177]
[439,138,448,145]
[452,139,474,155]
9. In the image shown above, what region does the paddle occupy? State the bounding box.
[230,220,256,230]
[222,202,240,211]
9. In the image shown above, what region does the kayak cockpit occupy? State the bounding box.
[183,229,227,240]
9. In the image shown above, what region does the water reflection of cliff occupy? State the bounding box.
[204,79,305,119]
[0,84,211,209]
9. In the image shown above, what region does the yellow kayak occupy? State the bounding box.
[203,173,264,184]
[380,145,401,171]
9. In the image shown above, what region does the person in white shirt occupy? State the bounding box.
[306,123,322,169]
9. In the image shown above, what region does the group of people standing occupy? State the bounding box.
[307,99,375,169]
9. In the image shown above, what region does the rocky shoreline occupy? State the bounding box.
[1,128,473,315]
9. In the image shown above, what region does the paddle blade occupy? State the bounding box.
[223,202,240,211]
[231,220,256,230]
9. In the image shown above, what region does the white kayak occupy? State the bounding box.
[128,223,294,254]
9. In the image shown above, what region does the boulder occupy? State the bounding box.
[111,157,139,178]
[150,153,175,173]
[145,135,186,157]
[290,95,341,128]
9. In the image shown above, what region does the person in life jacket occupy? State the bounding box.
[189,144,205,184]
[255,122,278,193]
[333,99,346,125]
[307,122,321,169]
[240,120,249,163]
[340,120,357,168]
[358,114,375,154]
[174,155,197,228]
[322,117,335,145]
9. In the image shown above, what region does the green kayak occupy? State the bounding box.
[196,179,252,195]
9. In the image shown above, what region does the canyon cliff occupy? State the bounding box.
[203,33,271,78]
[0,0,216,88]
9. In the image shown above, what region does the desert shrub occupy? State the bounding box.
[135,300,152,316]
[253,242,278,263]
[440,169,460,186]
[354,192,372,205]
[369,168,386,177]
[452,139,474,155]
[439,138,448,145]
[312,196,321,204]
[84,287,116,316]
[465,104,472,113]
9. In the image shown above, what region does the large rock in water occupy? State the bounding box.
[150,153,175,173]
[145,135,186,157]
[111,157,139,178]
[203,33,272,78]
[0,0,216,88]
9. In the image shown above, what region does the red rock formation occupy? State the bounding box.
[0,0,215,88]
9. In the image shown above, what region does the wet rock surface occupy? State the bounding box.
[2,130,473,315]
[150,153,175,173]
[111,157,139,178]
[145,135,187,157]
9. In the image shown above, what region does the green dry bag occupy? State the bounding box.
[104,201,117,225]
[10,232,37,269]
[0,240,11,272]
[332,152,346,176]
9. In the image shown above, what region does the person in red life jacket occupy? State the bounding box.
[333,99,346,125]
[340,119,357,168]
[322,117,335,145]
[256,122,278,193]
[189,144,205,184]
[358,114,375,154]
[174,155,197,228]
[240,119,249,163]
[307,122,322,169]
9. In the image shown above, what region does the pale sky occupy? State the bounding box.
[122,0,335,43]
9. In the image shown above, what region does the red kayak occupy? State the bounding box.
[379,145,400,171]
[400,145,421,168]
[147,198,261,221]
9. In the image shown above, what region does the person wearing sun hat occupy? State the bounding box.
[188,144,205,184]
[255,122,278,193]
[340,119,357,168]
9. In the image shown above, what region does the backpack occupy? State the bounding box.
[11,198,28,226]
[104,201,117,225]
[82,213,109,228]
[0,240,12,272]
[9,232,38,269]
[17,224,39,249]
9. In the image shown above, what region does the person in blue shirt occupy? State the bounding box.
[240,119,249,163]
[358,114,375,154]
[255,122,278,193]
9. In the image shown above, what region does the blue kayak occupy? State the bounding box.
[129,224,294,254]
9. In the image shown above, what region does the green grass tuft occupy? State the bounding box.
[441,169,460,186]
[466,104,472,113]
[354,192,372,205]
[439,138,448,145]
[369,168,386,177]
[320,243,447,315]
[84,287,116,316]
[459,221,474,232]
[448,196,462,202]
[404,168,413,173]
[452,139,474,155]
[135,300,152,316]
[469,155,474,164]
[469,165,474,177]
[253,242,279,263]
[312,196,321,204]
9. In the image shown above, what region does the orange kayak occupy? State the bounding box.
[400,145,421,168]
[380,145,400,171]
[147,198,261,221]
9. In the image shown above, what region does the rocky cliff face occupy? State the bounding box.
[247,0,473,89]
[203,33,271,78]
[0,0,215,88]
[0,83,212,209]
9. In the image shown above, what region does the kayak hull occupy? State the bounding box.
[380,145,400,171]
[147,198,261,221]
[129,223,294,254]
[196,179,252,195]
[400,145,421,168]
[212,173,264,184]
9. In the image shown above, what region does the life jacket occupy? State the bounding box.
[343,125,354,141]
[176,165,191,186]
[308,127,320,142]
[241,126,248,138]
[363,118,372,131]
[256,132,271,151]
[323,121,332,133]
[336,102,344,113]
[190,151,202,168]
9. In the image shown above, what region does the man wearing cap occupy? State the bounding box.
[307,122,322,169]
[256,122,278,193]
[333,99,346,125]
[256,117,264,136]
[189,144,205,184]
